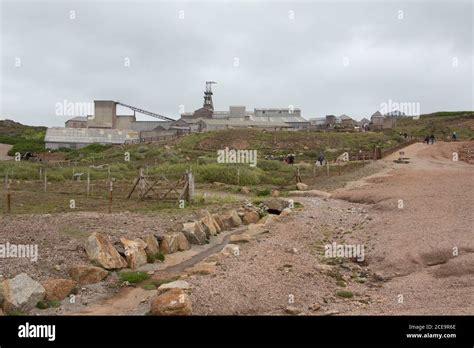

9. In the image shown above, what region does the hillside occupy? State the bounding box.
[0,119,46,156]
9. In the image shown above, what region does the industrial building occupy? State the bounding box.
[370,111,397,130]
[179,82,309,131]
[44,128,139,149]
[45,82,312,149]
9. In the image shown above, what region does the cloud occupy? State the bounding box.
[0,0,472,126]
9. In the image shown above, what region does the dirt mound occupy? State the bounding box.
[430,253,474,278]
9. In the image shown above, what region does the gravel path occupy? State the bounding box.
[187,141,474,315]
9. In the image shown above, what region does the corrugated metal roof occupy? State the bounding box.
[129,121,171,131]
[250,116,308,123]
[45,127,139,144]
[198,118,292,127]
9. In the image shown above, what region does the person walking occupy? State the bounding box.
[317,152,325,166]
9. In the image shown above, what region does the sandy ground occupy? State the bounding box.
[186,141,473,315]
[0,143,13,161]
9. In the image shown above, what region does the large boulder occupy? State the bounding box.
[230,233,252,244]
[176,232,191,251]
[2,273,45,312]
[263,198,290,214]
[157,280,191,294]
[212,214,225,231]
[150,288,192,316]
[41,278,76,301]
[296,182,308,191]
[222,210,242,228]
[144,234,160,257]
[242,210,260,225]
[121,238,148,269]
[247,224,270,236]
[160,234,179,254]
[200,211,218,238]
[69,265,108,285]
[182,221,207,245]
[84,232,127,270]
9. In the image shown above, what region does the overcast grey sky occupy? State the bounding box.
[1,0,472,126]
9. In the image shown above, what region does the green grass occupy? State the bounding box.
[142,284,157,290]
[36,300,62,309]
[0,121,46,156]
[118,271,150,283]
[146,251,165,263]
[5,309,26,316]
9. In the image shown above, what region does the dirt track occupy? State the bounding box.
[0,143,13,161]
[187,141,473,315]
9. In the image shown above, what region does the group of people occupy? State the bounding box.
[424,134,436,144]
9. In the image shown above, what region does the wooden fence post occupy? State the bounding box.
[6,192,11,213]
[108,180,113,213]
[44,170,47,192]
[86,170,90,196]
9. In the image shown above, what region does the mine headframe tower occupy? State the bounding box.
[203,81,216,111]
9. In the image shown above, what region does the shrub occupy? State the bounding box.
[118,271,150,283]
[147,251,165,263]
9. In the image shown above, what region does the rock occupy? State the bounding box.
[121,238,148,269]
[176,232,191,251]
[279,208,292,217]
[263,198,290,213]
[296,182,308,191]
[227,210,242,227]
[200,211,219,237]
[157,280,191,293]
[247,224,270,236]
[41,278,76,301]
[288,190,332,199]
[185,262,216,275]
[264,214,279,225]
[229,233,252,243]
[160,234,179,254]
[69,265,108,285]
[144,234,160,257]
[203,253,223,264]
[285,306,301,315]
[2,273,45,312]
[309,303,321,311]
[242,210,260,225]
[182,221,207,245]
[240,186,250,194]
[221,244,240,256]
[84,232,127,270]
[271,189,280,197]
[212,213,225,232]
[214,213,233,231]
[150,288,192,316]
